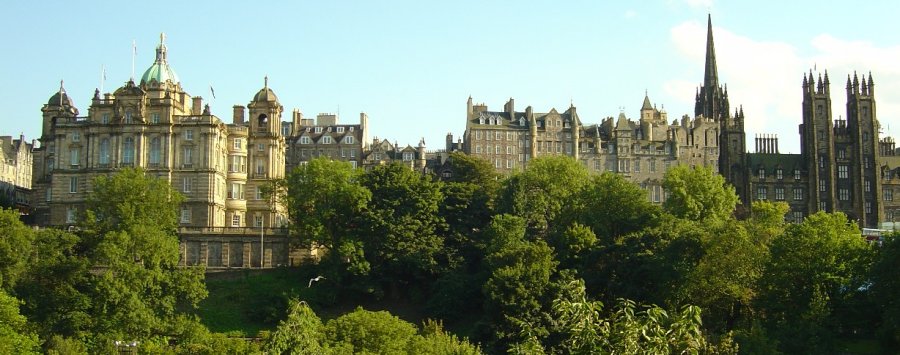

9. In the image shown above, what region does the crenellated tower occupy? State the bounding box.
[845,72,880,226]
[801,71,837,213]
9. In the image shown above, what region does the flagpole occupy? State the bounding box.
[100,64,105,94]
[131,40,136,81]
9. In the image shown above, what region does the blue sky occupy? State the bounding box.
[3,0,900,154]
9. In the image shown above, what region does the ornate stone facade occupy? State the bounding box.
[30,35,293,268]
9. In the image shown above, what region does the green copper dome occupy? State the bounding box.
[140,33,179,85]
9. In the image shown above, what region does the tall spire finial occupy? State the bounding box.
[704,13,719,90]
[160,33,166,44]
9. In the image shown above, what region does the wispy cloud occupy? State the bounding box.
[664,20,900,153]
[687,0,714,9]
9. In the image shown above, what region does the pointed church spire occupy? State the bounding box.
[703,14,719,90]
[641,90,653,110]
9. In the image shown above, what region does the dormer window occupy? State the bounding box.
[337,127,345,133]
[300,136,311,144]
[519,117,525,126]
[349,127,354,132]
[315,127,323,133]
[479,116,485,124]
[322,136,333,144]
[344,136,354,144]
[327,127,332,132]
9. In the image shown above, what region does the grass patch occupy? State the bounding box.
[196,267,477,343]
[198,268,318,335]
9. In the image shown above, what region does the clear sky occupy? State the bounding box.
[3,0,900,154]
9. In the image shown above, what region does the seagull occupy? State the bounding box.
[308,276,326,288]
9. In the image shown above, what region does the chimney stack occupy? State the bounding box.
[233,105,245,125]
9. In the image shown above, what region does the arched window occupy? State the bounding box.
[149,137,161,165]
[99,138,110,165]
[122,137,135,165]
[258,114,268,132]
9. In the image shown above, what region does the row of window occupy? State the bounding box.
[756,187,805,201]
[298,148,358,159]
[178,207,270,227]
[303,126,354,134]
[474,130,521,141]
[298,135,355,145]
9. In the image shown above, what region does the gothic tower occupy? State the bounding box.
[846,72,881,227]
[801,71,837,213]
[700,15,748,205]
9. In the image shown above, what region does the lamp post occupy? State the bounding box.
[260,217,264,268]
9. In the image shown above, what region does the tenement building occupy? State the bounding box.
[0,134,33,209]
[284,111,369,172]
[462,15,897,229]
[31,34,294,267]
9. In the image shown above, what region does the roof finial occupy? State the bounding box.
[264,75,268,89]
[160,33,166,44]
[59,79,65,92]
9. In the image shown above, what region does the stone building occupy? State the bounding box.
[30,34,293,267]
[462,15,898,229]
[0,134,33,209]
[361,137,427,171]
[284,111,368,172]
[462,95,720,204]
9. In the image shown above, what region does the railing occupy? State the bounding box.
[178,226,289,236]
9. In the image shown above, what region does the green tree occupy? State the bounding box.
[870,233,900,347]
[514,279,735,354]
[360,163,446,289]
[15,228,92,339]
[0,208,35,289]
[549,223,596,269]
[0,290,40,354]
[482,215,558,347]
[445,151,501,194]
[584,214,705,307]
[81,168,207,343]
[281,158,372,275]
[757,211,873,353]
[663,165,738,222]
[672,220,767,333]
[569,172,660,239]
[265,299,327,355]
[441,152,500,269]
[325,307,418,354]
[408,320,482,355]
[497,156,590,238]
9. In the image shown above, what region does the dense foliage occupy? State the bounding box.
[2,159,895,353]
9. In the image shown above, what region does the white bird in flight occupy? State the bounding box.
[308,276,326,288]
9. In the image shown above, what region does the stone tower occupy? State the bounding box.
[845,72,881,226]
[246,77,286,228]
[801,71,837,213]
